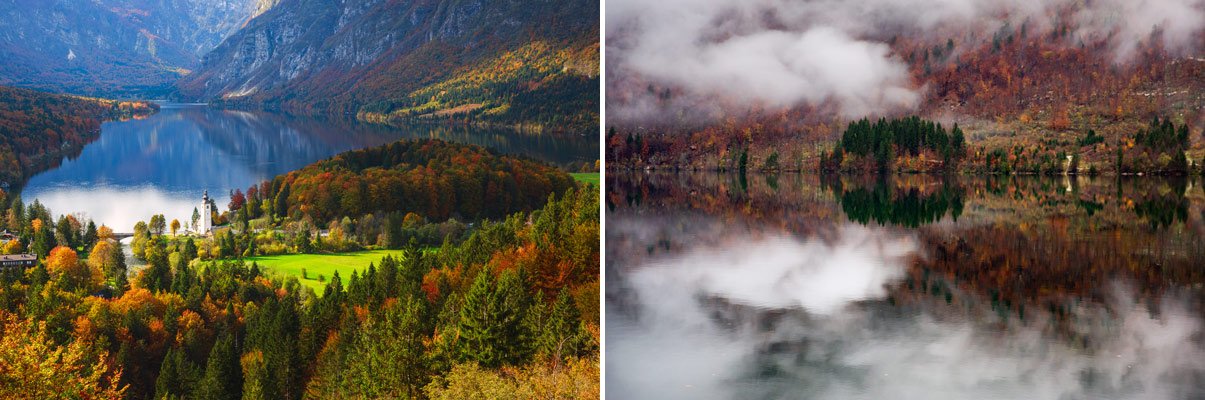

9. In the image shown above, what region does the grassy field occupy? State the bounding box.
[247,250,407,294]
[571,172,600,186]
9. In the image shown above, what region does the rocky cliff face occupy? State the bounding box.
[176,0,599,117]
[0,0,268,96]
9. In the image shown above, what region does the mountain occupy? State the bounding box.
[0,0,267,97]
[176,0,599,131]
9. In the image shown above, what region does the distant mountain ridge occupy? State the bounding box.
[176,0,600,131]
[0,0,268,97]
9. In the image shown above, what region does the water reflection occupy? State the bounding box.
[822,175,965,227]
[607,172,1205,399]
[20,104,597,231]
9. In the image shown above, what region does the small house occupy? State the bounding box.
[0,254,36,270]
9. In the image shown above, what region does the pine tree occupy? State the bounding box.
[83,220,98,250]
[240,350,269,400]
[244,298,301,400]
[155,348,200,399]
[142,239,172,292]
[273,184,290,219]
[198,332,242,400]
[31,224,55,258]
[544,289,587,362]
[344,296,428,398]
[192,207,201,232]
[456,269,530,368]
[112,268,129,297]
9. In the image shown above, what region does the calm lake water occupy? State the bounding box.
[20,104,597,232]
[607,172,1205,400]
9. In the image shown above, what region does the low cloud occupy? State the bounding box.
[607,227,1205,400]
[621,25,919,119]
[607,0,1205,123]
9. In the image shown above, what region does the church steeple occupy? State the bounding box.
[199,190,212,235]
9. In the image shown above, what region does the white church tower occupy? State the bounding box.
[200,190,212,235]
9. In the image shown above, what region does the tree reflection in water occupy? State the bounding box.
[607,172,1205,399]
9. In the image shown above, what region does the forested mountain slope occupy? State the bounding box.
[177,0,599,131]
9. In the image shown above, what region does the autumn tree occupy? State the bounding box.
[149,215,166,236]
[141,238,171,292]
[30,218,56,258]
[229,189,246,211]
[87,240,120,284]
[131,221,149,259]
[0,312,125,399]
[97,224,114,241]
[46,246,100,292]
[170,219,181,236]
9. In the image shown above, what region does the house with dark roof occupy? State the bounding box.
[0,254,36,270]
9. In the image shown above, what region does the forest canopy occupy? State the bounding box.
[247,139,578,224]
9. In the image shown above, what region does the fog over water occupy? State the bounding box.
[606,173,1205,400]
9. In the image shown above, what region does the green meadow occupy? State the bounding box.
[571,172,600,186]
[246,250,407,294]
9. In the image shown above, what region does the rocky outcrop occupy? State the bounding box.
[176,0,599,113]
[0,0,269,96]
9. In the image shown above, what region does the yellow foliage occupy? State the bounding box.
[1,240,22,255]
[113,288,166,317]
[97,225,114,241]
[73,315,96,342]
[88,240,117,274]
[47,246,101,292]
[425,358,600,400]
[0,312,125,399]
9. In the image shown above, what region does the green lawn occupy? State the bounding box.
[246,250,407,294]
[571,172,600,186]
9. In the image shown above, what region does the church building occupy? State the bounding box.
[199,190,212,235]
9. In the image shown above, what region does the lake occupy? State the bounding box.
[19,104,597,232]
[606,172,1205,400]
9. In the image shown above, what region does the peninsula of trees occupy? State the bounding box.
[0,85,157,187]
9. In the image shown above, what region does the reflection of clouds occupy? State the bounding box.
[629,225,915,316]
[607,226,1205,400]
[25,186,204,233]
[609,226,917,399]
[811,301,1205,400]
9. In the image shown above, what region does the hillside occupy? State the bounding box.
[240,139,578,224]
[606,2,1205,173]
[607,36,1204,173]
[0,0,267,97]
[176,0,599,131]
[0,85,157,188]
